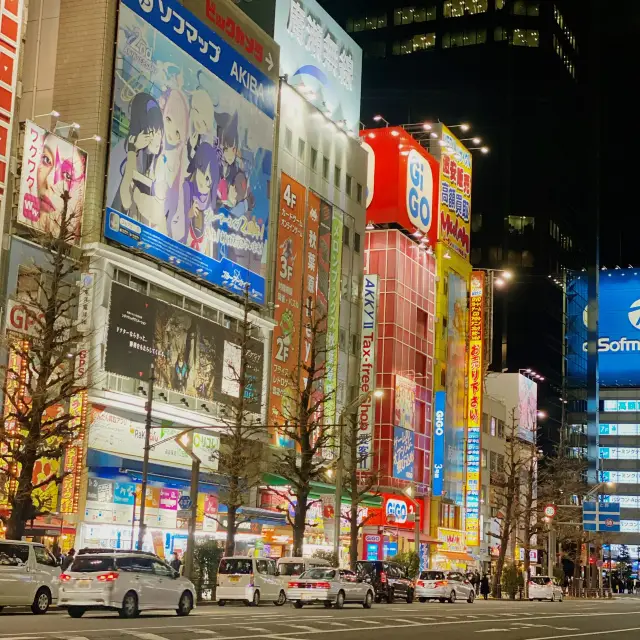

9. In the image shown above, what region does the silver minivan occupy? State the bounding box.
[276,557,330,580]
[217,557,286,606]
[0,540,61,613]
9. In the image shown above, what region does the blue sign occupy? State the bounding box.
[366,544,379,561]
[392,426,415,481]
[432,391,446,497]
[273,0,362,134]
[567,270,640,386]
[113,482,136,506]
[583,501,620,532]
[178,495,193,510]
[105,0,276,304]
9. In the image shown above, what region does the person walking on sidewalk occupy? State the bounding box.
[480,574,491,600]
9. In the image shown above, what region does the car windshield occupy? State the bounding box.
[420,571,446,580]
[530,577,552,585]
[300,568,336,580]
[0,543,29,567]
[219,559,253,574]
[70,556,116,573]
[279,562,306,576]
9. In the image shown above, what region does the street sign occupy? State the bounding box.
[178,496,193,510]
[583,501,620,532]
[544,504,557,519]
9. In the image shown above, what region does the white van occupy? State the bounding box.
[0,540,61,614]
[217,557,286,607]
[276,557,330,580]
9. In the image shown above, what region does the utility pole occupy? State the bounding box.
[177,432,201,581]
[137,365,155,550]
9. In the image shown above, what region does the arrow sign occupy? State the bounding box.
[178,495,193,510]
[266,51,274,72]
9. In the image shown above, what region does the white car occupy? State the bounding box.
[217,557,286,606]
[0,540,61,614]
[287,567,374,609]
[59,551,196,618]
[415,570,475,604]
[528,576,564,602]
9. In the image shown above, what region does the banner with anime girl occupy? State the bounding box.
[104,0,276,304]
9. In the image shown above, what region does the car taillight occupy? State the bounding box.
[60,574,72,582]
[288,581,299,588]
[96,572,119,582]
[380,571,387,583]
[417,581,425,588]
[315,582,331,589]
[434,580,448,588]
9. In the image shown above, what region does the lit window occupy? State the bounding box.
[444,0,487,18]
[427,6,437,20]
[413,33,436,51]
[495,0,505,8]
[512,28,539,47]
[494,26,507,41]
[353,18,365,32]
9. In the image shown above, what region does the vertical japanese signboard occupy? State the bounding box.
[324,209,343,427]
[357,275,378,470]
[269,174,305,440]
[438,126,472,260]
[465,271,484,547]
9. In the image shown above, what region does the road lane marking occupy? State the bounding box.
[532,628,640,640]
[279,626,320,633]
[390,618,430,624]
[320,623,347,627]
[125,634,171,640]
[237,628,271,633]
[476,629,511,633]
[347,620,381,625]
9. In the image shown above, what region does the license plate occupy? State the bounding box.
[301,593,314,600]
[229,576,240,583]
[77,579,92,588]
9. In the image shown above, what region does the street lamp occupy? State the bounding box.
[333,389,383,561]
[373,114,389,127]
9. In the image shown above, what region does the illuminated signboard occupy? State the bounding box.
[604,400,640,412]
[465,271,484,547]
[437,527,467,553]
[432,391,446,497]
[600,424,640,435]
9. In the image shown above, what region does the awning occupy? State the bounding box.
[397,530,443,544]
[436,551,476,562]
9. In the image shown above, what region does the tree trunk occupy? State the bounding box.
[349,500,359,570]
[225,507,237,557]
[523,549,531,599]
[292,490,309,556]
[6,459,37,540]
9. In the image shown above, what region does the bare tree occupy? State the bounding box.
[214,286,265,557]
[271,309,333,556]
[0,192,87,540]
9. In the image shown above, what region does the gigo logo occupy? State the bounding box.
[435,409,444,437]
[406,149,433,234]
[386,498,408,524]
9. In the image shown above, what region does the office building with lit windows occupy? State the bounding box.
[320,0,588,425]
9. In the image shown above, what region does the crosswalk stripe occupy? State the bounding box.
[280,625,320,632]
[124,633,171,640]
[349,619,380,624]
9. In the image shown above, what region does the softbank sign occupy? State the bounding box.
[358,275,379,471]
[406,149,434,236]
[582,299,640,353]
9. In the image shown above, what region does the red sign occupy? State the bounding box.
[367,494,424,531]
[361,127,440,247]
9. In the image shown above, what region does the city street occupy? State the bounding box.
[0,598,639,640]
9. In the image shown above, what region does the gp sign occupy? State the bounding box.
[386,498,408,524]
[406,149,434,235]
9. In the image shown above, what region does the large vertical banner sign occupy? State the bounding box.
[324,209,343,426]
[445,272,467,506]
[17,122,87,244]
[105,0,276,304]
[393,426,415,481]
[466,271,484,547]
[394,375,416,431]
[432,391,446,497]
[357,275,378,470]
[269,174,305,440]
[273,0,362,135]
[438,126,472,259]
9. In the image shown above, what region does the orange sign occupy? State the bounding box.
[269,174,306,441]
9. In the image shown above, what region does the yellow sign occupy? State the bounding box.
[437,527,467,553]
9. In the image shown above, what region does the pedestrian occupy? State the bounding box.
[61,548,75,572]
[480,574,490,600]
[474,570,482,594]
[170,552,182,573]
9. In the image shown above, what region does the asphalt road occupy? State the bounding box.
[0,597,639,640]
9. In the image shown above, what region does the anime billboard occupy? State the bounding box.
[105,0,276,304]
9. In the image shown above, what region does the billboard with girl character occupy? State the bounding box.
[105,0,276,304]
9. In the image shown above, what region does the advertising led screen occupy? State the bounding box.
[17,122,87,245]
[105,0,276,304]
[105,282,263,410]
[567,269,640,386]
[274,0,362,135]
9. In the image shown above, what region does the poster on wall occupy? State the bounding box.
[518,375,538,444]
[105,282,263,411]
[444,272,467,506]
[17,122,87,245]
[394,375,416,431]
[104,0,276,304]
[392,426,415,481]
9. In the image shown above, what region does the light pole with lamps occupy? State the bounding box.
[333,389,384,562]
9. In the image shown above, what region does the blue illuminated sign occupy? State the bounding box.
[392,426,415,481]
[583,501,620,533]
[567,270,640,387]
[432,391,446,496]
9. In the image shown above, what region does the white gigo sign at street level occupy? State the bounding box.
[544,504,556,519]
[357,274,378,471]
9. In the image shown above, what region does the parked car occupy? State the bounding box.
[59,550,196,618]
[287,567,374,609]
[277,557,330,579]
[0,540,60,614]
[528,576,564,602]
[414,570,475,604]
[356,560,414,603]
[217,557,286,606]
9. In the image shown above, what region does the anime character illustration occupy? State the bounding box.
[180,141,221,251]
[110,92,164,229]
[186,73,216,163]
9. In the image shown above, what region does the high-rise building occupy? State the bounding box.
[312,0,587,419]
